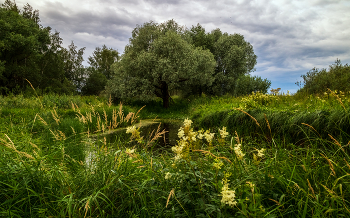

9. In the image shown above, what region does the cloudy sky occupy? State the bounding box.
[14,0,350,93]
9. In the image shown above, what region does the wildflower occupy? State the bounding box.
[165,172,172,180]
[213,159,224,170]
[188,129,197,141]
[219,126,229,139]
[125,148,136,154]
[257,148,265,157]
[178,127,185,139]
[221,178,237,207]
[234,144,245,160]
[204,130,215,143]
[126,126,137,134]
[183,118,193,128]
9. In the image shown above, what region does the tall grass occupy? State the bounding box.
[0,93,350,217]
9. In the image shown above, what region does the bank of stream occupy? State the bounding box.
[85,119,182,166]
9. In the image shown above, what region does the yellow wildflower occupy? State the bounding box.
[219,126,229,138]
[221,178,237,207]
[234,144,245,160]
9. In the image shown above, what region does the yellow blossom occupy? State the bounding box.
[234,144,245,160]
[165,172,172,180]
[204,130,215,143]
[213,159,224,170]
[257,148,265,157]
[221,178,237,207]
[183,118,193,128]
[219,127,229,138]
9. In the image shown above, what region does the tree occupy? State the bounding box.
[107,20,216,108]
[0,1,79,94]
[296,59,350,94]
[82,45,119,95]
[185,24,258,96]
[61,41,86,91]
[0,2,50,94]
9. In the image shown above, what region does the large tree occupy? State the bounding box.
[185,25,259,96]
[107,20,216,108]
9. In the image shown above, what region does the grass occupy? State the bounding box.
[0,91,350,217]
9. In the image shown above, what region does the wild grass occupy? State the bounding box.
[0,92,349,217]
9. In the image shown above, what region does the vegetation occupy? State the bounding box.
[107,20,270,108]
[296,59,350,95]
[1,90,350,217]
[1,1,350,217]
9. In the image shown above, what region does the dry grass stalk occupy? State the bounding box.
[0,135,34,160]
[307,179,316,198]
[344,158,350,170]
[51,109,60,125]
[84,199,90,218]
[166,189,175,208]
[327,88,347,111]
[29,142,40,150]
[146,123,168,147]
[124,112,134,123]
[234,108,260,126]
[328,134,345,152]
[192,149,232,163]
[117,102,124,123]
[131,105,146,124]
[234,131,241,145]
[320,153,336,176]
[25,78,43,109]
[37,115,48,126]
[264,113,272,138]
[108,95,113,108]
[302,123,321,138]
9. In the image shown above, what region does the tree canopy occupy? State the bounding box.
[82,45,119,95]
[0,0,85,95]
[107,20,216,108]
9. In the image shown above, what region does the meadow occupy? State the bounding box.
[0,91,350,217]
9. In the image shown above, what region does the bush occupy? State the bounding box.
[297,59,350,95]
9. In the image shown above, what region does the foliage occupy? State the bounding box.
[297,59,350,95]
[185,24,261,96]
[82,45,119,95]
[0,1,86,95]
[1,96,350,217]
[107,20,216,108]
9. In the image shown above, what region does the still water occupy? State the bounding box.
[104,120,182,148]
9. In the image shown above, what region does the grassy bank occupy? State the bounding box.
[1,92,350,217]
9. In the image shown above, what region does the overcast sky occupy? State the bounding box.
[13,0,350,93]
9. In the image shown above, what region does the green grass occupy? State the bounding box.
[1,92,350,217]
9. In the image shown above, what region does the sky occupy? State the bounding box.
[13,0,350,93]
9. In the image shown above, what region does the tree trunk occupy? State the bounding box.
[161,81,170,108]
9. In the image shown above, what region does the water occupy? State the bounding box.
[105,120,182,148]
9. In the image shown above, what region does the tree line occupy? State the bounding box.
[1,0,272,108]
[0,0,119,95]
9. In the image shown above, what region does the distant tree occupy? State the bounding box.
[82,45,119,95]
[233,75,271,96]
[296,59,350,94]
[0,2,50,94]
[87,45,119,80]
[61,41,86,91]
[0,0,80,94]
[81,67,107,96]
[107,20,216,108]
